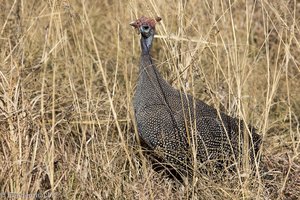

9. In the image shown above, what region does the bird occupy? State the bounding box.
[130,16,261,176]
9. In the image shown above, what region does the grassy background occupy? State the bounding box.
[0,0,299,199]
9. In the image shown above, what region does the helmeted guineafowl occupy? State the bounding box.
[130,16,261,175]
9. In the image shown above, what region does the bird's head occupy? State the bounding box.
[130,16,162,38]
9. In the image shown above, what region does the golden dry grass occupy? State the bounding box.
[0,0,299,199]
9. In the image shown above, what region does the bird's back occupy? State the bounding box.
[135,80,260,171]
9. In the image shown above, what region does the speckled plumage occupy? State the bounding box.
[131,17,261,174]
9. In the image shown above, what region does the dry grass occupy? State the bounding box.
[0,0,299,199]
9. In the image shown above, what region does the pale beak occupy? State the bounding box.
[129,21,136,27]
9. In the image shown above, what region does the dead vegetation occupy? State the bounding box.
[0,0,299,199]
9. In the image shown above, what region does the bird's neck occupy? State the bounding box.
[139,34,158,76]
[138,35,172,96]
[140,35,153,55]
[136,34,175,108]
